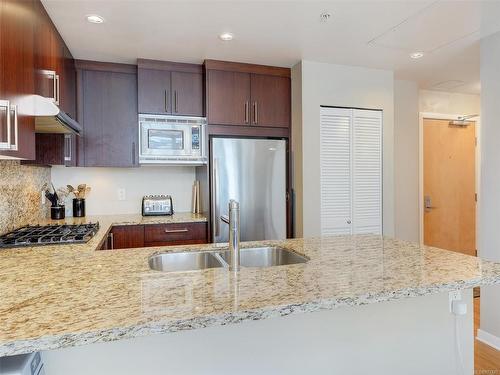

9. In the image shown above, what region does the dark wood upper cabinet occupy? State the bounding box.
[79,63,138,168]
[137,59,204,117]
[0,0,36,159]
[33,0,62,105]
[137,68,171,114]
[171,71,203,116]
[207,70,250,126]
[59,44,76,119]
[250,74,291,128]
[22,0,77,166]
[205,60,291,130]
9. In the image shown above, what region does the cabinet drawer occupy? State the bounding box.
[144,222,207,245]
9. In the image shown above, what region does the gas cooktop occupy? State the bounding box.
[0,223,100,249]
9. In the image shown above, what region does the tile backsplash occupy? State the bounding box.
[0,161,50,235]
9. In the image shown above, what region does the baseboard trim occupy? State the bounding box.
[477,329,500,351]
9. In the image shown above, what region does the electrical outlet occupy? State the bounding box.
[449,290,462,312]
[117,188,126,201]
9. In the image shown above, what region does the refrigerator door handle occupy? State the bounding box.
[212,157,220,239]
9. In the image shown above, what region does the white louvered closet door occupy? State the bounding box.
[320,107,382,235]
[352,109,382,234]
[320,107,352,235]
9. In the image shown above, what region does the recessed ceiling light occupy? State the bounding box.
[219,32,234,41]
[86,14,105,24]
[410,52,424,59]
[320,12,332,23]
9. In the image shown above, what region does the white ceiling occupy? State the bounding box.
[41,0,500,95]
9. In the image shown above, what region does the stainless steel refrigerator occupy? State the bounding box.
[210,137,287,243]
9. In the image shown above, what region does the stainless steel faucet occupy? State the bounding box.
[220,200,240,271]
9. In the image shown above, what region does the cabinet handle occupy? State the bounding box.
[109,232,114,249]
[244,101,249,123]
[174,91,178,113]
[132,142,136,165]
[164,228,189,233]
[253,102,258,124]
[164,90,169,112]
[0,100,11,150]
[55,74,60,105]
[9,105,18,151]
[64,134,72,162]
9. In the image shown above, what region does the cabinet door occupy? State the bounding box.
[171,71,203,116]
[82,70,138,167]
[34,1,61,104]
[59,44,76,119]
[110,225,145,249]
[207,70,250,126]
[138,68,171,114]
[250,74,290,128]
[352,109,382,235]
[144,222,208,247]
[0,0,35,159]
[319,107,353,235]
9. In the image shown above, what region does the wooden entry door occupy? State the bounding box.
[423,118,476,255]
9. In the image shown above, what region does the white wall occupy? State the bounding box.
[292,60,394,237]
[478,30,500,349]
[51,166,196,216]
[394,80,419,242]
[420,89,480,115]
[43,291,473,375]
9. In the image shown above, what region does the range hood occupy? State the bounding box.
[31,95,82,135]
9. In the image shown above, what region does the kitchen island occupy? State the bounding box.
[1,214,500,374]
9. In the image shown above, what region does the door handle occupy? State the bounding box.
[55,74,60,105]
[0,100,11,150]
[164,90,169,112]
[109,232,114,250]
[174,91,178,113]
[64,134,72,162]
[164,228,189,233]
[9,104,18,151]
[244,101,249,124]
[252,102,258,124]
[424,195,437,210]
[212,157,220,238]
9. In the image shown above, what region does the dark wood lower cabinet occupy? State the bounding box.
[144,222,208,247]
[109,225,145,250]
[102,222,208,250]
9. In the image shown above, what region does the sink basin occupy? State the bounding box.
[219,246,308,268]
[149,252,223,272]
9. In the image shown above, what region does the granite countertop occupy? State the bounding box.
[1,217,500,356]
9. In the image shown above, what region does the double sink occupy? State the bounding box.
[149,246,308,272]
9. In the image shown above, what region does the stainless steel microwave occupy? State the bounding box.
[139,114,207,165]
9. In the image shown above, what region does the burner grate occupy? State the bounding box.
[0,222,100,249]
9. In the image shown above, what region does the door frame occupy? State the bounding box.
[418,112,481,246]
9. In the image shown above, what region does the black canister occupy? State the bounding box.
[51,205,65,220]
[73,198,86,217]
